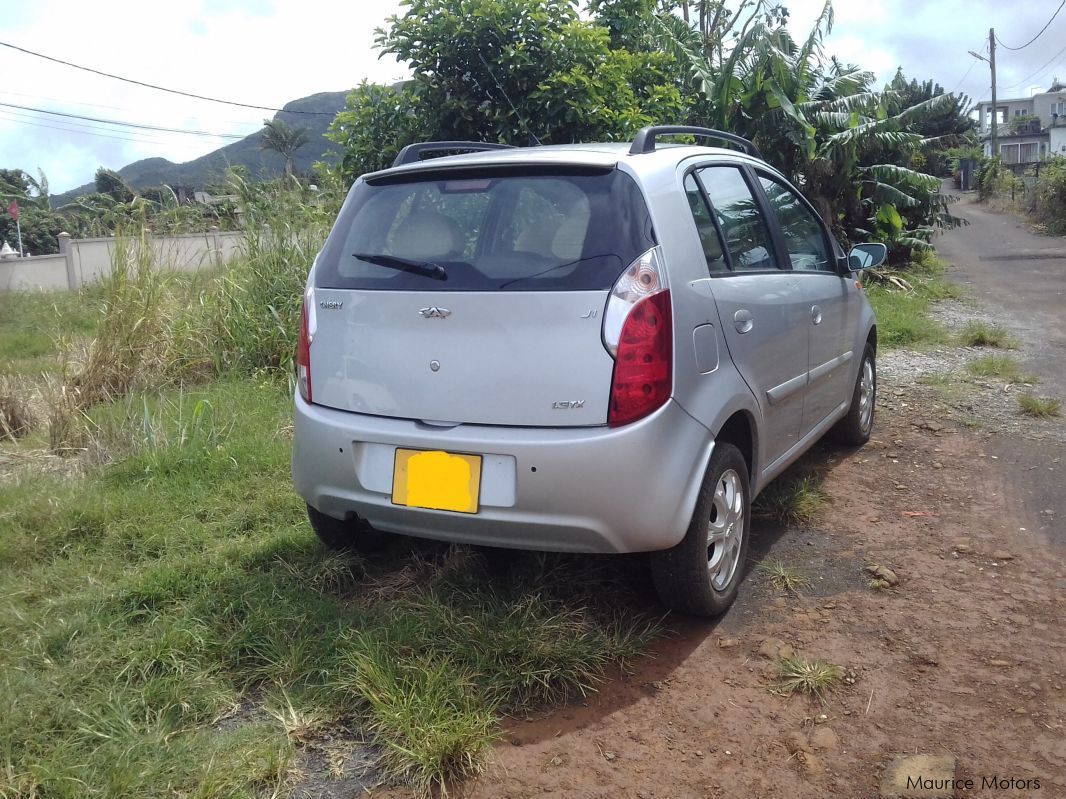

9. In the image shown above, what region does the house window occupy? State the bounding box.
[1000,143,1020,164]
[1020,142,1038,162]
[1015,109,1024,116]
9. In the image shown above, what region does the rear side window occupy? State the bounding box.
[684,173,728,273]
[315,168,656,291]
[695,166,778,272]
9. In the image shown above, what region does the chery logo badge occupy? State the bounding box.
[419,307,452,319]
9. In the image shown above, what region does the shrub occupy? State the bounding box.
[975,157,1017,202]
[1030,156,1066,233]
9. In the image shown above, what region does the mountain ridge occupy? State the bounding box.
[52,90,351,207]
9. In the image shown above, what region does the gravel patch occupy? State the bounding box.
[878,297,1065,444]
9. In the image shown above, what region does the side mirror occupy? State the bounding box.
[848,243,888,271]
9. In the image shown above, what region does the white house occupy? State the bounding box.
[974,83,1066,165]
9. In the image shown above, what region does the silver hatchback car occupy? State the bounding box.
[292,126,886,617]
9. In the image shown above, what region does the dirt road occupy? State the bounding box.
[374,200,1066,799]
[934,192,1065,551]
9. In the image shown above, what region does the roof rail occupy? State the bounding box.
[628,126,762,159]
[392,141,516,167]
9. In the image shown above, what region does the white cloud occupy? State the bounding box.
[2,0,406,192]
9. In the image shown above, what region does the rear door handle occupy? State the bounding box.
[811,305,823,325]
[734,309,754,334]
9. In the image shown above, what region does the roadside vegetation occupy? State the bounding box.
[971,154,1066,234]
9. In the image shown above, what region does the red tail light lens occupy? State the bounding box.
[608,291,672,426]
[606,247,672,427]
[296,297,312,403]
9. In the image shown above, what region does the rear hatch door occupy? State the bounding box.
[309,164,657,427]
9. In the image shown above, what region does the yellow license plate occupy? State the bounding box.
[392,448,482,514]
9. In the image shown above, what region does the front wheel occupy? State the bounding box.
[650,443,751,617]
[829,344,876,446]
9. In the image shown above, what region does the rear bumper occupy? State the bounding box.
[291,396,714,554]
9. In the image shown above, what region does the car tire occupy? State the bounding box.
[650,442,751,617]
[829,343,876,446]
[306,504,389,552]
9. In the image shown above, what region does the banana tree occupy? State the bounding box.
[647,0,964,258]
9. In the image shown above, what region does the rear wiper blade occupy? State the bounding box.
[352,252,447,281]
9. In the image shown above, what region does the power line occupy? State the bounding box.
[0,112,205,147]
[952,41,987,94]
[999,42,1066,90]
[0,39,333,116]
[0,88,260,127]
[995,0,1065,50]
[0,109,234,148]
[0,101,248,139]
[950,60,977,95]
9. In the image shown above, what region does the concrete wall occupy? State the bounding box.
[1050,127,1066,157]
[1030,91,1066,128]
[0,228,244,293]
[0,254,69,292]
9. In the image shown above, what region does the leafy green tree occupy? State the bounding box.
[0,168,64,255]
[259,119,310,177]
[94,168,137,203]
[326,82,430,179]
[328,0,682,182]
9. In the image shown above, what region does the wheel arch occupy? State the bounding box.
[714,409,757,489]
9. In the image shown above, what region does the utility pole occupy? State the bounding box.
[969,30,999,158]
[990,27,998,158]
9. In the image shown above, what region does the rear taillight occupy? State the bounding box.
[296,291,313,403]
[604,247,672,427]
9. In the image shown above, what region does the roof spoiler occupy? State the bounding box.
[629,126,762,159]
[392,141,516,167]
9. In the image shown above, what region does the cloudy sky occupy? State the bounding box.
[1,0,1063,194]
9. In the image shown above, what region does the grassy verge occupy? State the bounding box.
[864,252,961,350]
[0,378,658,798]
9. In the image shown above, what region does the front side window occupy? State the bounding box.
[757,174,834,272]
[695,166,777,272]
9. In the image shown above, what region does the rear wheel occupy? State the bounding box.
[650,443,750,617]
[306,505,389,552]
[829,344,876,446]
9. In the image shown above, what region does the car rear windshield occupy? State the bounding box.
[314,166,656,291]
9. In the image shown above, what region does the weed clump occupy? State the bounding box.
[0,380,34,440]
[755,474,828,526]
[1018,393,1061,418]
[772,655,844,701]
[958,320,1016,349]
